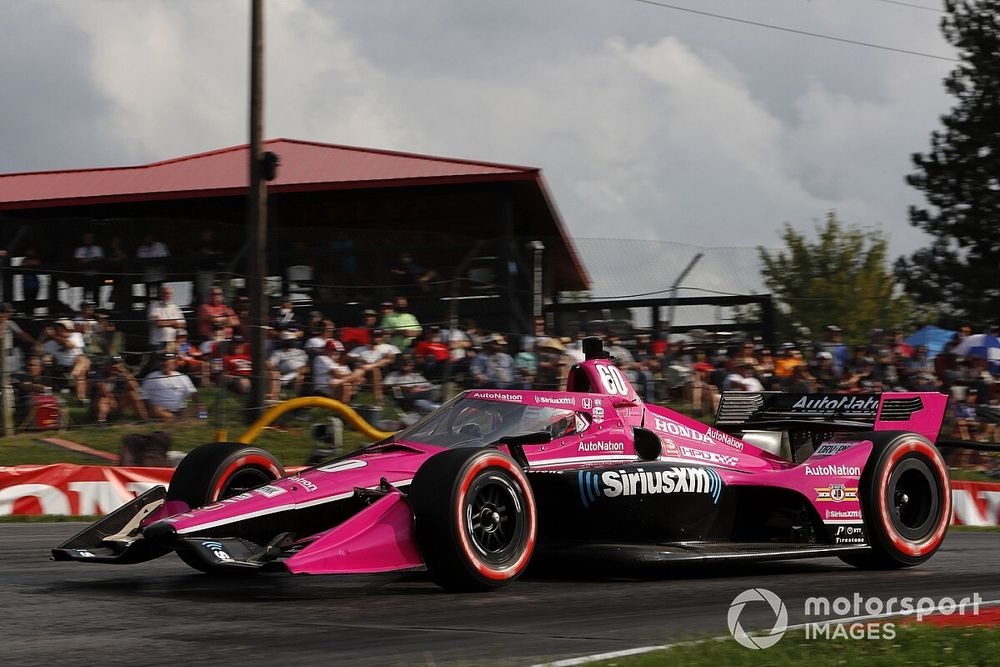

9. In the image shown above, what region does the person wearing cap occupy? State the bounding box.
[809,350,839,390]
[313,338,353,401]
[815,325,847,378]
[304,319,339,358]
[268,328,309,398]
[385,354,440,416]
[346,329,399,406]
[173,329,206,384]
[469,333,515,389]
[534,337,568,391]
[379,296,422,351]
[91,356,148,424]
[40,319,90,401]
[141,353,196,421]
[724,361,764,392]
[148,285,185,352]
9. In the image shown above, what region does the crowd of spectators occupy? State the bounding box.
[3,260,999,462]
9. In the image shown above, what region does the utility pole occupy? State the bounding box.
[246,0,268,418]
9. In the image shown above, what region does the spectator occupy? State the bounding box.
[136,233,170,300]
[809,351,839,390]
[390,252,438,294]
[19,247,42,316]
[313,339,353,401]
[14,355,50,409]
[148,285,185,352]
[268,329,309,398]
[470,334,516,389]
[631,333,660,402]
[954,388,995,442]
[346,329,399,406]
[174,330,206,384]
[305,319,338,358]
[73,232,104,302]
[380,297,422,350]
[724,362,764,392]
[0,302,35,374]
[218,340,253,395]
[40,319,90,401]
[74,301,100,353]
[91,356,148,424]
[385,355,440,416]
[815,325,848,378]
[91,310,125,360]
[535,338,569,391]
[272,295,300,332]
[773,343,803,380]
[197,288,239,342]
[413,326,450,380]
[141,352,197,421]
[104,236,129,311]
[514,339,538,389]
[340,309,377,350]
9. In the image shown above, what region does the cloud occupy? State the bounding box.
[0,0,957,261]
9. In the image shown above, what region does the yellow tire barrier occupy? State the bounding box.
[235,396,395,445]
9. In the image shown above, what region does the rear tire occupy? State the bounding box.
[409,448,536,592]
[166,443,285,573]
[840,431,950,569]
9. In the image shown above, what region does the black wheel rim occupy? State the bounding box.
[887,456,939,541]
[463,473,526,566]
[219,466,274,500]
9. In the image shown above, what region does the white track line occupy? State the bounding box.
[530,598,1000,667]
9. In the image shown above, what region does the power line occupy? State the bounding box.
[627,0,959,62]
[869,0,944,14]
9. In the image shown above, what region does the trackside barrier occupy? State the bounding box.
[2,465,999,522]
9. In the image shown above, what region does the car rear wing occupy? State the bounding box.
[714,391,948,444]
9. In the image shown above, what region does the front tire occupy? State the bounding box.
[409,449,536,592]
[166,443,285,573]
[840,432,950,569]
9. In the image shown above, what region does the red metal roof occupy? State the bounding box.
[0,138,539,209]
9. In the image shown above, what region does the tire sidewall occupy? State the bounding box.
[861,432,950,566]
[450,451,537,585]
[411,448,537,591]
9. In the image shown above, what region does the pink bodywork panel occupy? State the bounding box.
[284,491,424,574]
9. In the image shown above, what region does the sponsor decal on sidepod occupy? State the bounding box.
[578,466,724,507]
[804,464,861,476]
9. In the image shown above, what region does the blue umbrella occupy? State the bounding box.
[904,325,956,358]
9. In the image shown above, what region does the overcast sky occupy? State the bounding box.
[1,0,957,259]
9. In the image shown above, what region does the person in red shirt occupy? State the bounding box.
[197,288,239,341]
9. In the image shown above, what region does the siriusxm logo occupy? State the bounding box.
[578,466,724,507]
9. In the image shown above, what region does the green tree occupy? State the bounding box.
[898,0,1000,328]
[758,213,911,345]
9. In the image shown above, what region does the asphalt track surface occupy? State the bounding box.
[1,525,997,666]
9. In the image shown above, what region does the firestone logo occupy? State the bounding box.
[805,464,861,477]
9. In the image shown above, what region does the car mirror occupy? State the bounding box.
[633,427,662,462]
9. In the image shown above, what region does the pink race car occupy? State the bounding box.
[53,338,951,591]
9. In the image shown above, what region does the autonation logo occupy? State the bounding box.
[728,589,984,648]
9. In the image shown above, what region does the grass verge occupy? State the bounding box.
[593,623,999,666]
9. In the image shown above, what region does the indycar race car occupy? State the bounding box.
[53,338,952,591]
